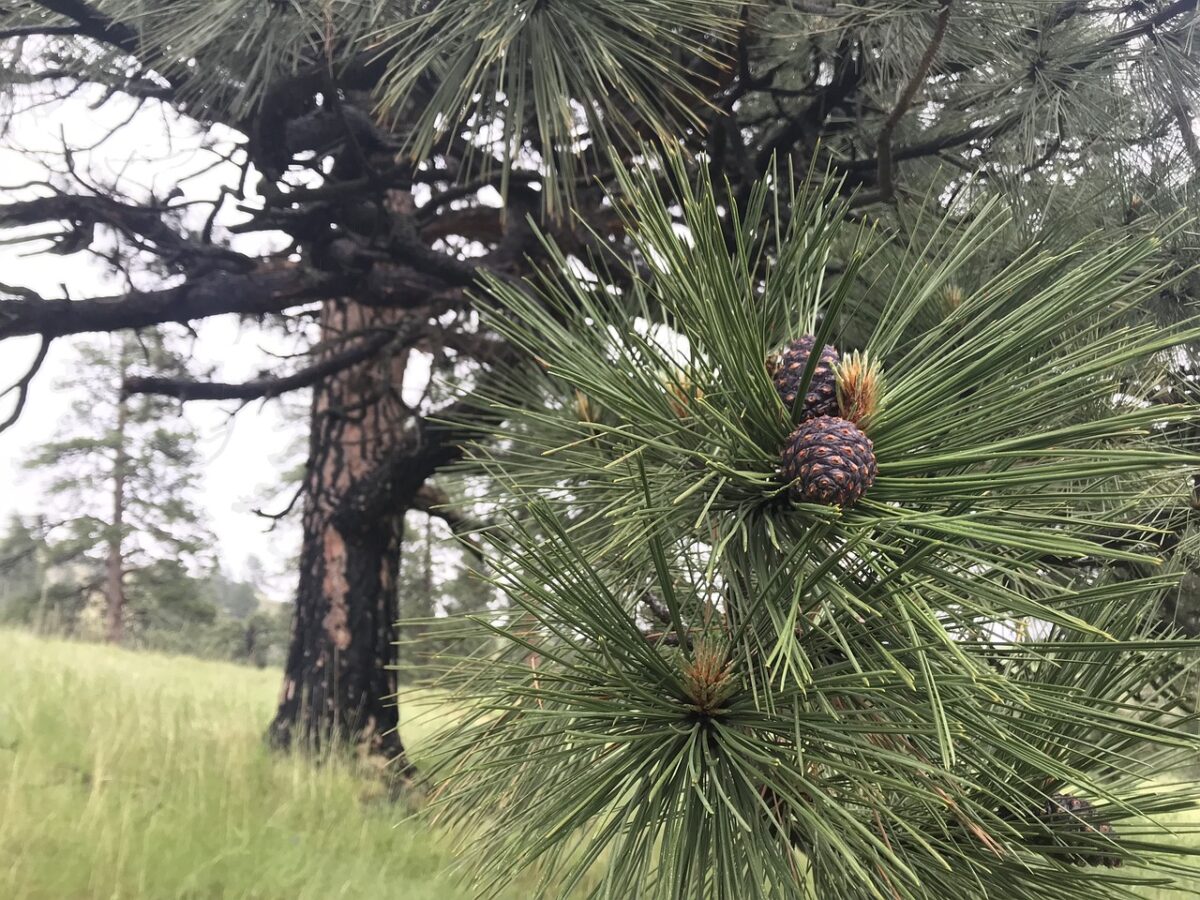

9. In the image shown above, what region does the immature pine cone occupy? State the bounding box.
[780,416,877,508]
[772,335,840,421]
[1039,794,1121,868]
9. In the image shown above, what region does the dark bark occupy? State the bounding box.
[267,298,419,773]
[31,0,140,55]
[105,377,128,644]
[0,267,347,340]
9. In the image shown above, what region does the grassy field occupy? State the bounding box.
[0,629,484,900]
[1,629,1199,899]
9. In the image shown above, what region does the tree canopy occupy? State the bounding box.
[4,0,1200,838]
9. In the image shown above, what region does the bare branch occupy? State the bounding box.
[122,326,416,402]
[0,336,52,433]
[642,593,673,625]
[0,267,349,340]
[0,193,252,269]
[754,37,862,172]
[253,483,305,527]
[876,0,954,202]
[413,483,487,558]
[850,111,1022,174]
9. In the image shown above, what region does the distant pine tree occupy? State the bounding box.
[23,332,212,644]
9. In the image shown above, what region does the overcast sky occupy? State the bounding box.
[0,90,310,597]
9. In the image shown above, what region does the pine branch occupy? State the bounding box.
[849,111,1023,173]
[0,268,351,340]
[755,36,863,172]
[0,335,51,433]
[876,0,954,202]
[0,25,82,39]
[29,0,140,55]
[0,194,252,270]
[122,328,409,402]
[790,1,841,13]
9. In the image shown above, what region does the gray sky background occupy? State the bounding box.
[0,91,310,598]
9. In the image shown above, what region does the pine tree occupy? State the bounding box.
[23,331,211,643]
[0,514,45,624]
[397,491,498,682]
[126,557,219,642]
[4,0,1200,763]
[418,158,1200,898]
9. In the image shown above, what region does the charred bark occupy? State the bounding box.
[267,298,419,774]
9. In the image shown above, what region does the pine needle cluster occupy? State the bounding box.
[418,155,1200,899]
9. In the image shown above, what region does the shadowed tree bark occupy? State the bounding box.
[268,297,414,765]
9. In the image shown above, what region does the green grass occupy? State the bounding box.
[1,628,1198,899]
[0,628,480,900]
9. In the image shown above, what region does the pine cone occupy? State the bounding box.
[663,371,704,418]
[1039,794,1121,868]
[772,335,840,421]
[781,416,877,508]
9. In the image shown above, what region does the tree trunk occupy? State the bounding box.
[268,297,417,773]
[105,377,128,645]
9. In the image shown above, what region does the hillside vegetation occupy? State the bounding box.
[0,629,1196,898]
[0,630,473,900]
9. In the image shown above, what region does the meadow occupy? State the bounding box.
[0,629,477,900]
[2,628,1199,899]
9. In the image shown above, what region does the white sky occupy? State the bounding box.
[0,90,308,597]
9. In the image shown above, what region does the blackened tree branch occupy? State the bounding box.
[122,328,411,402]
[643,593,673,625]
[0,193,252,270]
[413,483,487,558]
[0,336,51,433]
[754,37,862,173]
[849,111,1022,173]
[876,0,954,202]
[0,267,349,339]
[30,0,141,56]
[0,257,478,341]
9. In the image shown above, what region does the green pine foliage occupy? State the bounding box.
[6,2,1199,220]
[21,331,213,638]
[416,157,1200,898]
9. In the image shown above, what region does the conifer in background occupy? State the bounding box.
[23,331,211,643]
